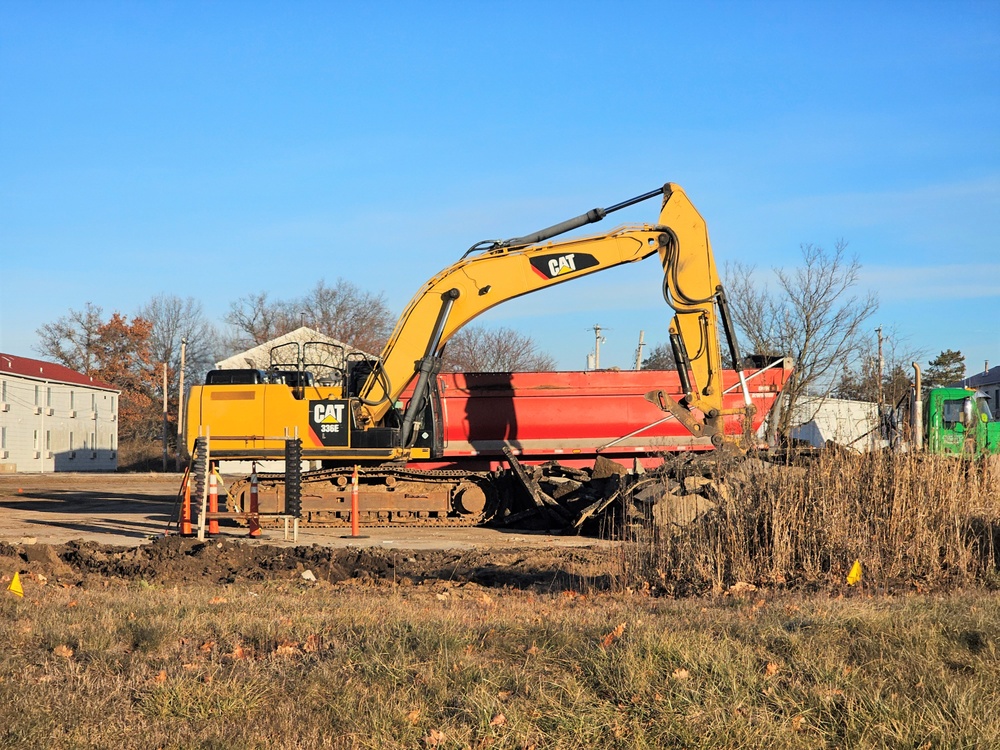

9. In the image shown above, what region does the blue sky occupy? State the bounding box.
[2,1,998,375]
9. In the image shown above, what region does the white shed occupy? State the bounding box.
[789,396,883,451]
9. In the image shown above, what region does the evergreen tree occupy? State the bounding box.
[924,349,965,394]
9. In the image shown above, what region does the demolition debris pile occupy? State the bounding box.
[495,448,758,536]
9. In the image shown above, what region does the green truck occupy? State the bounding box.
[922,387,1000,457]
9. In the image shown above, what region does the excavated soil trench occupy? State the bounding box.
[0,473,618,591]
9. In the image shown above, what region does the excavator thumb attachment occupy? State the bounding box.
[643,389,727,447]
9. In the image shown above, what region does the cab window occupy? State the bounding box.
[941,399,966,429]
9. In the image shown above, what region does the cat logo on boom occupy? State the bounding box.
[529,252,600,280]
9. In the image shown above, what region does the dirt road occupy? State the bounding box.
[0,472,609,552]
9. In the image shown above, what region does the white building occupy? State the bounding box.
[214,326,366,372]
[956,363,1000,418]
[0,353,119,473]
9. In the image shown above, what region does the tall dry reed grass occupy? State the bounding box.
[626,451,1000,594]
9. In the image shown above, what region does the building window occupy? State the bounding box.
[91,432,97,450]
[1,380,5,402]
[33,430,39,450]
[34,386,40,405]
[46,387,52,407]
[111,395,116,412]
[70,391,75,409]
[69,432,74,451]
[46,431,51,451]
[1,426,6,449]
[91,394,96,410]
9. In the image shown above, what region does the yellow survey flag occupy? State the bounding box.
[8,571,24,597]
[846,559,863,586]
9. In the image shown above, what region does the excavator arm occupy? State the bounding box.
[358,183,752,447]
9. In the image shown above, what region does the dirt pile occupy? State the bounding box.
[0,536,617,591]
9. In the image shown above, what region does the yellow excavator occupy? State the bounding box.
[185,183,754,525]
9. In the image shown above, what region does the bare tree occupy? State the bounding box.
[222,292,289,352]
[833,326,922,407]
[641,342,677,370]
[222,279,395,357]
[302,280,394,355]
[139,295,219,388]
[35,302,105,372]
[442,325,557,372]
[724,240,878,437]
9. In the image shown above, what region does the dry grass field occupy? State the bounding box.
[1,581,998,749]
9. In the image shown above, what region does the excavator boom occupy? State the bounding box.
[359,183,747,446]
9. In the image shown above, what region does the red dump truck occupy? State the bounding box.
[407,358,794,471]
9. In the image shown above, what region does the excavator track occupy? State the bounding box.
[226,466,498,528]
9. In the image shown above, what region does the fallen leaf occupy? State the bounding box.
[406,709,421,724]
[600,622,627,649]
[765,661,780,677]
[199,640,215,653]
[423,728,445,747]
[230,645,247,661]
[671,667,690,680]
[182,663,197,671]
[304,634,321,653]
[154,670,167,683]
[526,644,539,656]
[52,644,73,658]
[66,600,77,608]
[208,596,228,605]
[435,592,449,601]
[275,640,300,657]
[36,573,48,586]
[496,690,512,701]
[489,713,506,727]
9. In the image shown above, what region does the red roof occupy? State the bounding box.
[0,352,118,391]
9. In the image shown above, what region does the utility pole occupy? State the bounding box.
[176,339,187,471]
[162,362,168,472]
[634,330,645,370]
[591,324,607,370]
[876,325,884,411]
